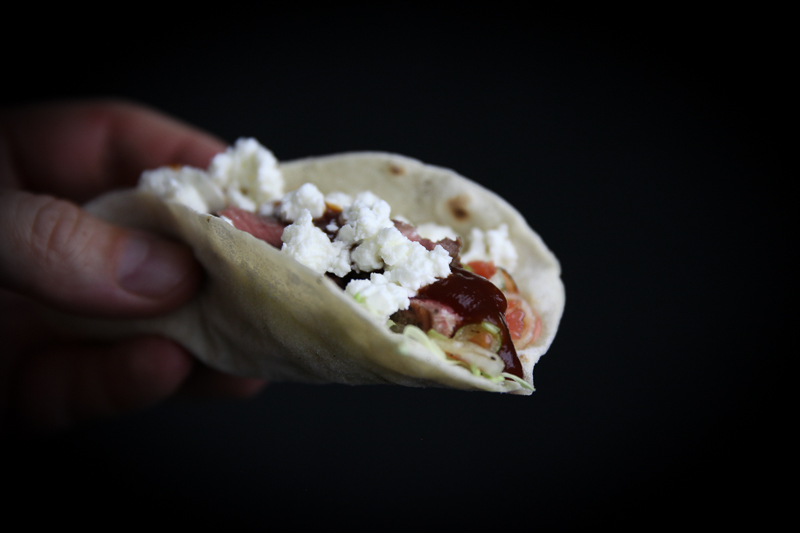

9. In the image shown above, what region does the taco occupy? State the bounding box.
[82,139,564,395]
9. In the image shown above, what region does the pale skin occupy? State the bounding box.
[0,100,266,434]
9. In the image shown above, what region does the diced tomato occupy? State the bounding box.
[505,293,541,347]
[467,260,497,279]
[506,308,526,340]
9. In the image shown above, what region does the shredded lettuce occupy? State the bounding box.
[402,325,452,364]
[500,372,534,391]
[426,329,449,342]
[402,325,531,390]
[481,322,500,335]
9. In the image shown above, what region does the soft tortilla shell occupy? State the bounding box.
[79,153,564,394]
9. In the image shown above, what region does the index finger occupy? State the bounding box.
[0,100,227,203]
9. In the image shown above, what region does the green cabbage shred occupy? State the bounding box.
[402,325,533,390]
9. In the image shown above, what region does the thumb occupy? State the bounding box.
[0,189,200,317]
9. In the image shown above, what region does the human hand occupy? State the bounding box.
[0,100,266,434]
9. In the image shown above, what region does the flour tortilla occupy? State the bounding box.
[82,153,564,394]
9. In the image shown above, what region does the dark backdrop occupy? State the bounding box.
[2,8,788,529]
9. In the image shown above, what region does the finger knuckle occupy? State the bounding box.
[28,197,93,268]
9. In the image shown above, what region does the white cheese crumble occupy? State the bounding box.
[208,138,284,211]
[416,223,459,242]
[381,237,452,291]
[280,189,454,322]
[345,273,412,322]
[460,224,518,271]
[348,226,452,290]
[280,210,350,277]
[278,183,326,221]
[140,137,286,214]
[139,166,226,213]
[335,192,394,246]
[324,191,353,209]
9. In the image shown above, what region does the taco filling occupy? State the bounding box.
[140,139,541,387]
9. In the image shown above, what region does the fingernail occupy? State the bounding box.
[117,234,189,297]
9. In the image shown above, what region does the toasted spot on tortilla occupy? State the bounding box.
[388,164,405,175]
[448,195,471,221]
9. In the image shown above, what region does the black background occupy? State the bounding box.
[2,7,788,529]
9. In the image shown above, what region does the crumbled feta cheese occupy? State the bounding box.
[416,223,459,242]
[139,166,225,213]
[324,191,353,209]
[258,202,278,217]
[351,225,452,291]
[209,138,284,211]
[349,190,382,207]
[376,226,424,268]
[345,273,412,323]
[335,192,394,246]
[281,210,350,277]
[226,189,257,212]
[278,183,326,221]
[460,224,518,271]
[350,225,410,272]
[332,193,454,317]
[350,233,386,272]
[382,240,452,292]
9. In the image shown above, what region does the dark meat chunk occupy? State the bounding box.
[390,299,461,336]
[218,207,286,248]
